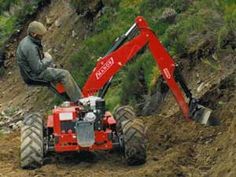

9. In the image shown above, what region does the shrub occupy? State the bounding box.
[69,0,234,109]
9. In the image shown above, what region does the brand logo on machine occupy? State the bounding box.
[96,57,114,80]
[163,68,171,79]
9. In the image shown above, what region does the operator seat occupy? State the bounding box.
[19,67,70,101]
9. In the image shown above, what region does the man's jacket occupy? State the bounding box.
[16,35,52,82]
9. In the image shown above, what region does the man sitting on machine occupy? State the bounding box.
[16,21,82,102]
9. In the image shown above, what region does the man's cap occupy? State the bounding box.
[28,21,47,35]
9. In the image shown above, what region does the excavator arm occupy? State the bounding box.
[82,16,212,123]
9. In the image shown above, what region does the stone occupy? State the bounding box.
[53,48,58,53]
[46,16,53,25]
[55,19,62,27]
[160,8,177,23]
[0,128,11,134]
[197,80,202,84]
[197,82,205,92]
[152,156,159,161]
[72,30,77,38]
[16,120,23,128]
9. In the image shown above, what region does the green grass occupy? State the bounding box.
[68,0,236,109]
[0,15,17,44]
[0,0,20,14]
[201,58,222,71]
[0,0,233,110]
[105,86,122,111]
[0,0,43,47]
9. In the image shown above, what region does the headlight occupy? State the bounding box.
[59,112,73,121]
[84,112,96,122]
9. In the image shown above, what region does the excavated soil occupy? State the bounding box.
[0,1,235,177]
[0,70,235,177]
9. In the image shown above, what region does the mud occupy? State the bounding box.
[0,69,235,177]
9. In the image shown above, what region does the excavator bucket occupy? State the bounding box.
[191,104,212,124]
[189,99,218,125]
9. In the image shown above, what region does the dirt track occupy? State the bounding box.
[0,77,235,177]
[0,1,235,177]
[0,70,235,177]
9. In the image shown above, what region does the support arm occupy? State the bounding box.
[82,16,191,120]
[82,30,148,96]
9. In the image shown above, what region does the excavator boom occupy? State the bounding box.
[82,16,212,123]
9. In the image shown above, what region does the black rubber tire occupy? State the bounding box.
[20,113,44,169]
[113,105,135,131]
[121,119,147,165]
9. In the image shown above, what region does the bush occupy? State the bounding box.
[69,0,234,110]
[0,15,17,44]
[0,0,45,46]
[0,0,18,14]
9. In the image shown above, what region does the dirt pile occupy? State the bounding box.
[0,68,235,177]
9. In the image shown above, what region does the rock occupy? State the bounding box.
[8,100,13,106]
[215,147,222,151]
[53,48,58,53]
[160,8,177,23]
[217,132,223,135]
[153,156,159,161]
[197,82,205,92]
[16,120,23,128]
[0,127,11,134]
[9,123,15,129]
[46,16,53,25]
[9,4,18,15]
[72,30,77,38]
[9,51,15,58]
[218,101,225,105]
[48,26,54,31]
[3,11,10,17]
[55,19,62,27]
[197,80,202,84]
[205,139,213,144]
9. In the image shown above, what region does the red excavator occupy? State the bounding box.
[20,16,213,169]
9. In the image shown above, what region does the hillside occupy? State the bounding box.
[0,0,235,177]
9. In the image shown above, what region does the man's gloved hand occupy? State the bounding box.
[42,52,53,67]
[44,52,52,60]
[51,63,57,68]
[44,52,58,68]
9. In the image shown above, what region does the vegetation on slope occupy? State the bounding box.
[0,0,49,46]
[69,0,235,110]
[1,0,235,111]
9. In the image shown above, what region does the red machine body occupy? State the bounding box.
[47,105,116,152]
[82,16,190,120]
[21,16,213,169]
[48,16,211,153]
